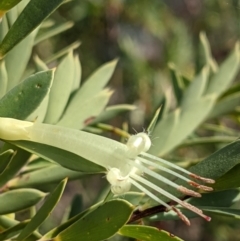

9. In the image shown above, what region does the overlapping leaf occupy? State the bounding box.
[0,70,53,119]
[17,178,67,240]
[150,43,240,155]
[44,51,75,124]
[0,188,46,214]
[119,225,183,241]
[0,0,65,57]
[50,200,133,241]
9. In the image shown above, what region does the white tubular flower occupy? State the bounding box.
[0,117,215,225]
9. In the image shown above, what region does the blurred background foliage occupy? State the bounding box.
[2,0,240,240]
[36,0,240,127]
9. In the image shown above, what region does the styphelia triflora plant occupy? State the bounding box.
[0,117,214,225]
[0,1,240,241]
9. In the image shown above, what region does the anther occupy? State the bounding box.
[189,181,214,192]
[189,173,215,184]
[172,206,190,226]
[178,186,201,198]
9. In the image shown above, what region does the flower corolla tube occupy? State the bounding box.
[0,118,215,225]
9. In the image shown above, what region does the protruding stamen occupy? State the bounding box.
[138,156,213,193]
[178,186,201,198]
[130,161,200,198]
[189,173,215,184]
[138,156,190,182]
[141,152,215,184]
[172,206,190,226]
[189,181,214,192]
[131,161,180,189]
[141,152,193,175]
[183,202,211,222]
[129,177,171,209]
[131,173,211,221]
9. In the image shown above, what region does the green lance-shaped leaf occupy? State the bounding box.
[211,164,240,191]
[56,59,117,128]
[119,225,184,241]
[150,66,214,155]
[33,55,48,72]
[42,202,102,239]
[180,139,240,195]
[157,90,172,121]
[5,28,38,91]
[76,59,117,100]
[0,215,19,230]
[0,60,7,98]
[0,188,46,214]
[44,51,75,124]
[17,178,67,240]
[0,144,30,188]
[68,194,83,220]
[52,200,133,241]
[199,32,218,72]
[181,66,209,108]
[0,0,65,58]
[0,70,54,119]
[190,138,240,180]
[16,0,28,13]
[205,42,240,96]
[6,2,19,26]
[208,92,240,119]
[22,158,51,172]
[26,91,50,123]
[0,149,14,174]
[0,222,28,240]
[147,107,161,135]
[0,216,42,241]
[168,63,185,105]
[91,104,136,125]
[71,54,81,93]
[150,95,216,155]
[45,41,81,64]
[10,140,105,173]
[0,15,9,41]
[43,195,138,240]
[34,21,74,45]
[0,221,42,241]
[222,82,240,97]
[0,0,23,17]
[189,189,240,207]
[8,164,85,189]
[58,89,113,129]
[26,56,50,122]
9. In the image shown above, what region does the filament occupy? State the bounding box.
[129,177,171,209]
[131,173,211,221]
[130,160,201,198]
[141,152,215,184]
[138,156,212,192]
